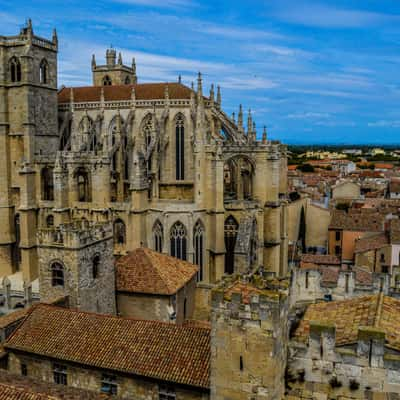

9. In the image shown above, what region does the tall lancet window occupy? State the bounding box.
[143,117,153,173]
[153,220,163,253]
[193,221,205,281]
[175,115,185,180]
[170,222,187,260]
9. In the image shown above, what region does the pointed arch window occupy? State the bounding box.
[193,221,205,281]
[113,219,126,245]
[41,167,54,201]
[153,220,164,253]
[224,216,239,274]
[9,57,21,83]
[76,168,91,202]
[125,76,131,85]
[143,117,153,173]
[170,222,187,260]
[51,262,64,287]
[175,115,185,180]
[103,75,112,86]
[39,59,48,84]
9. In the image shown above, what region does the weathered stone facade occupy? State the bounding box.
[210,275,289,400]
[7,353,208,400]
[0,21,289,301]
[37,220,116,314]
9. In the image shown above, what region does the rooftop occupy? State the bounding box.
[116,247,198,295]
[58,83,194,103]
[354,232,389,253]
[294,294,400,351]
[300,254,341,266]
[329,210,385,232]
[5,304,210,389]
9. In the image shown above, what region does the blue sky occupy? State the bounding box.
[2,0,400,144]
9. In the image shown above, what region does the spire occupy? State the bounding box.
[118,52,123,65]
[238,104,243,131]
[164,84,169,100]
[210,84,215,104]
[131,86,136,101]
[191,81,194,91]
[217,85,221,107]
[262,126,267,143]
[232,112,236,124]
[91,54,96,69]
[69,88,74,112]
[52,28,58,46]
[247,109,253,135]
[178,75,182,84]
[100,87,105,103]
[197,72,203,101]
[131,57,137,84]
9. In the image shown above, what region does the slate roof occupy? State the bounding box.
[0,370,113,399]
[58,83,193,103]
[116,247,198,295]
[294,294,400,351]
[5,304,210,389]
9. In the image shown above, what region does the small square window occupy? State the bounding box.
[159,385,176,400]
[21,363,27,376]
[53,363,67,385]
[101,374,118,395]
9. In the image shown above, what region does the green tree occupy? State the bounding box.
[298,206,306,253]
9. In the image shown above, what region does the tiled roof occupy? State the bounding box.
[300,254,341,266]
[116,247,198,295]
[5,304,210,389]
[329,210,385,232]
[0,370,113,399]
[0,309,28,329]
[294,294,400,351]
[354,232,389,253]
[375,163,394,170]
[58,83,193,103]
[223,281,264,304]
[389,179,400,193]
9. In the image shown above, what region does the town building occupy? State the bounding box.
[115,247,198,323]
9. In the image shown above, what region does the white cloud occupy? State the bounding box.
[368,120,400,128]
[271,3,400,29]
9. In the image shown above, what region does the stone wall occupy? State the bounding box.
[289,323,400,395]
[7,352,209,400]
[210,276,289,400]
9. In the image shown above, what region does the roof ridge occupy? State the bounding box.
[142,248,174,293]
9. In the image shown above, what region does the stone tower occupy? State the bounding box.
[0,20,58,280]
[210,273,289,400]
[92,49,137,86]
[37,220,116,315]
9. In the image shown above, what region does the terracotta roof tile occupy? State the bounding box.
[58,83,193,103]
[5,304,210,389]
[329,210,385,232]
[300,254,341,266]
[354,232,389,253]
[116,248,198,295]
[0,309,28,329]
[294,294,400,351]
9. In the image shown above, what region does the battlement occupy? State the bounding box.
[37,220,112,249]
[211,272,289,326]
[0,20,57,51]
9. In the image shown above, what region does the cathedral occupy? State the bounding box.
[0,20,288,296]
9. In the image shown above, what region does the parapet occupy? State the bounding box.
[37,220,112,249]
[211,272,289,327]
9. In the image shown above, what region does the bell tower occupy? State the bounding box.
[92,48,137,86]
[0,19,59,280]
